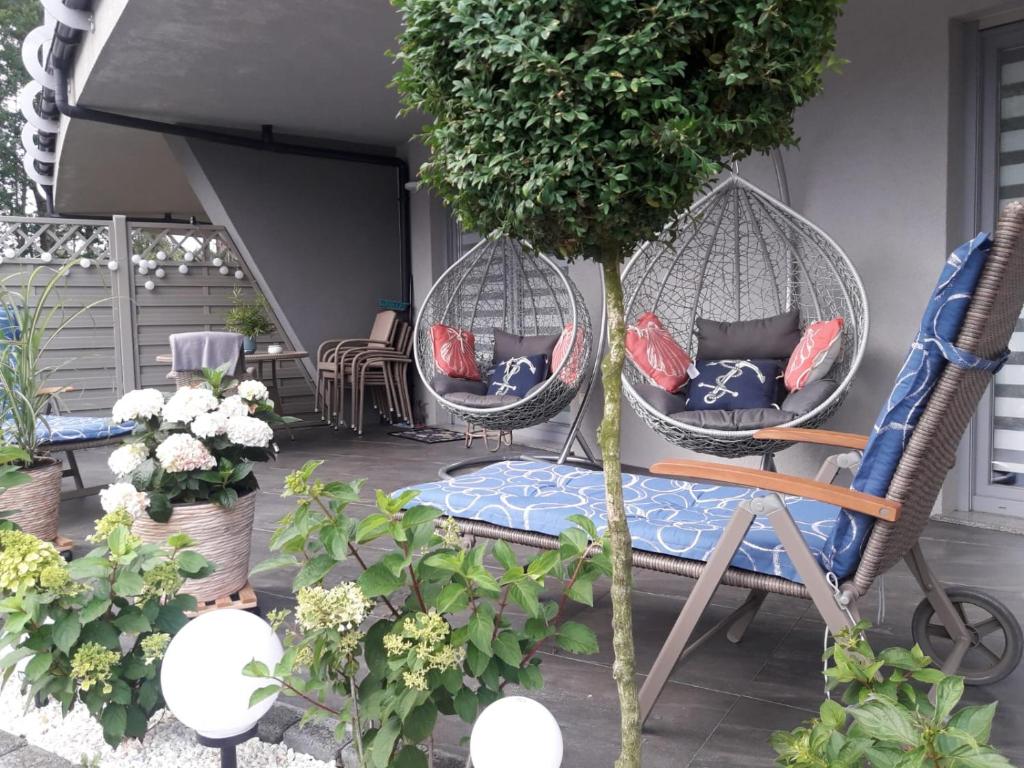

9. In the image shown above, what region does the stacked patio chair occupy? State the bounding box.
[347,321,414,435]
[315,310,399,425]
[401,202,1024,724]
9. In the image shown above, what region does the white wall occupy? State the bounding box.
[405,0,1016,506]
[171,138,405,370]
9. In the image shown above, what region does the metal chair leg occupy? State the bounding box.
[725,590,768,644]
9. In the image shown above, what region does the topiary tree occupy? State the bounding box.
[393,2,844,765]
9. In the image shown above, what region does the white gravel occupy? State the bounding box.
[0,679,332,767]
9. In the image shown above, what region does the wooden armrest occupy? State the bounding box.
[753,427,868,451]
[649,458,899,522]
[38,385,77,396]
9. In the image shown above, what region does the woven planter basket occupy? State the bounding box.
[3,459,62,542]
[132,491,256,603]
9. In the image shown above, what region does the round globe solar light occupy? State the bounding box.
[470,697,563,768]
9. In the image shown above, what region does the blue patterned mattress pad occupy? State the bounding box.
[400,460,864,584]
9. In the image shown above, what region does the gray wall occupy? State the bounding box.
[405,0,1015,510]
[171,138,405,365]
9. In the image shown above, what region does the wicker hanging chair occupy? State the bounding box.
[621,172,869,459]
[415,237,595,433]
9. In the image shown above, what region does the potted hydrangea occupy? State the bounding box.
[100,367,288,602]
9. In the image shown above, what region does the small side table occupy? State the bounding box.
[156,350,308,415]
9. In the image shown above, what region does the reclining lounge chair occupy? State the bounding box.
[403,202,1024,724]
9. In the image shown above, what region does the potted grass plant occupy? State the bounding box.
[103,366,290,602]
[0,261,104,542]
[224,289,275,354]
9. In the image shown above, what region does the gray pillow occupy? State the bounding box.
[781,379,838,415]
[492,329,561,364]
[432,374,488,397]
[631,381,689,415]
[444,392,521,407]
[669,408,798,430]
[696,309,801,359]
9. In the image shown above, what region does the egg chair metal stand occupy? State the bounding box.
[414,237,602,478]
[621,151,869,461]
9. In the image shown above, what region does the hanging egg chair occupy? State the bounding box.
[415,237,595,433]
[621,172,869,459]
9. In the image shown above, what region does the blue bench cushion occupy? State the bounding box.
[402,460,849,584]
[35,415,134,444]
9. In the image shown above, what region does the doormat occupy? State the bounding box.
[389,426,464,444]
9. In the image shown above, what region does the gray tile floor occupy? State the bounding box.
[58,426,1024,767]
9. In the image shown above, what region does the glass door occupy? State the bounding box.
[967,21,1024,517]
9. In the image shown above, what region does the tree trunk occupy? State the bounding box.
[599,259,642,768]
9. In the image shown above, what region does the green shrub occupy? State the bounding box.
[248,461,609,767]
[772,623,1012,767]
[0,516,213,747]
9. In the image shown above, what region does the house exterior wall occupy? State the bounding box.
[170,138,405,372]
[404,0,1014,507]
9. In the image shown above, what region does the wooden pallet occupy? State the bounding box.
[55,536,74,561]
[187,582,259,617]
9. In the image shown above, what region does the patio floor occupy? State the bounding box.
[58,425,1024,767]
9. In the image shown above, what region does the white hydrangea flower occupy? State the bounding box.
[99,482,150,517]
[155,433,217,473]
[217,395,250,420]
[191,410,228,439]
[226,415,274,448]
[162,387,219,425]
[107,443,150,477]
[237,380,269,402]
[111,389,164,423]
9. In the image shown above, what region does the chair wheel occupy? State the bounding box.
[911,587,1023,685]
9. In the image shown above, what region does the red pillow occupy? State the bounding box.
[431,324,481,381]
[551,323,585,384]
[784,317,844,391]
[626,312,693,393]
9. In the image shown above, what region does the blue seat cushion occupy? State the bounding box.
[401,460,850,584]
[34,415,135,444]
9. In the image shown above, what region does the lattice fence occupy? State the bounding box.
[0,216,313,418]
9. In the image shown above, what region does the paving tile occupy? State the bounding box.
[0,733,24,758]
[686,696,809,767]
[0,745,72,768]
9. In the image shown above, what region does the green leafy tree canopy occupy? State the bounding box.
[394,0,844,263]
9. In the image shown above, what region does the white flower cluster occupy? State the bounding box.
[111,388,164,423]
[155,433,216,473]
[107,443,149,477]
[162,386,219,425]
[99,482,150,518]
[237,380,269,402]
[190,410,228,439]
[225,415,274,448]
[217,395,250,419]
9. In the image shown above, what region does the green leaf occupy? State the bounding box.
[166,532,196,549]
[508,580,542,619]
[392,745,428,768]
[358,561,405,597]
[293,554,336,590]
[250,553,301,575]
[137,679,159,711]
[849,700,920,747]
[67,557,110,579]
[933,674,965,724]
[565,577,594,607]
[124,705,149,739]
[176,550,211,576]
[401,505,441,529]
[248,684,281,707]
[492,540,518,571]
[556,621,598,655]
[79,596,111,624]
[453,687,477,723]
[356,513,392,544]
[113,611,151,635]
[949,702,998,744]
[368,717,401,768]
[113,571,145,596]
[319,524,350,561]
[467,611,494,654]
[52,614,81,654]
[819,699,846,729]
[242,660,271,678]
[465,643,489,678]
[435,583,469,614]
[519,662,543,689]
[492,631,523,667]
[402,700,437,742]
[148,493,172,523]
[101,704,127,747]
[24,652,52,682]
[80,620,120,650]
[108,525,131,556]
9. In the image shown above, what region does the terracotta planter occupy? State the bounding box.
[132,491,256,603]
[2,459,62,542]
